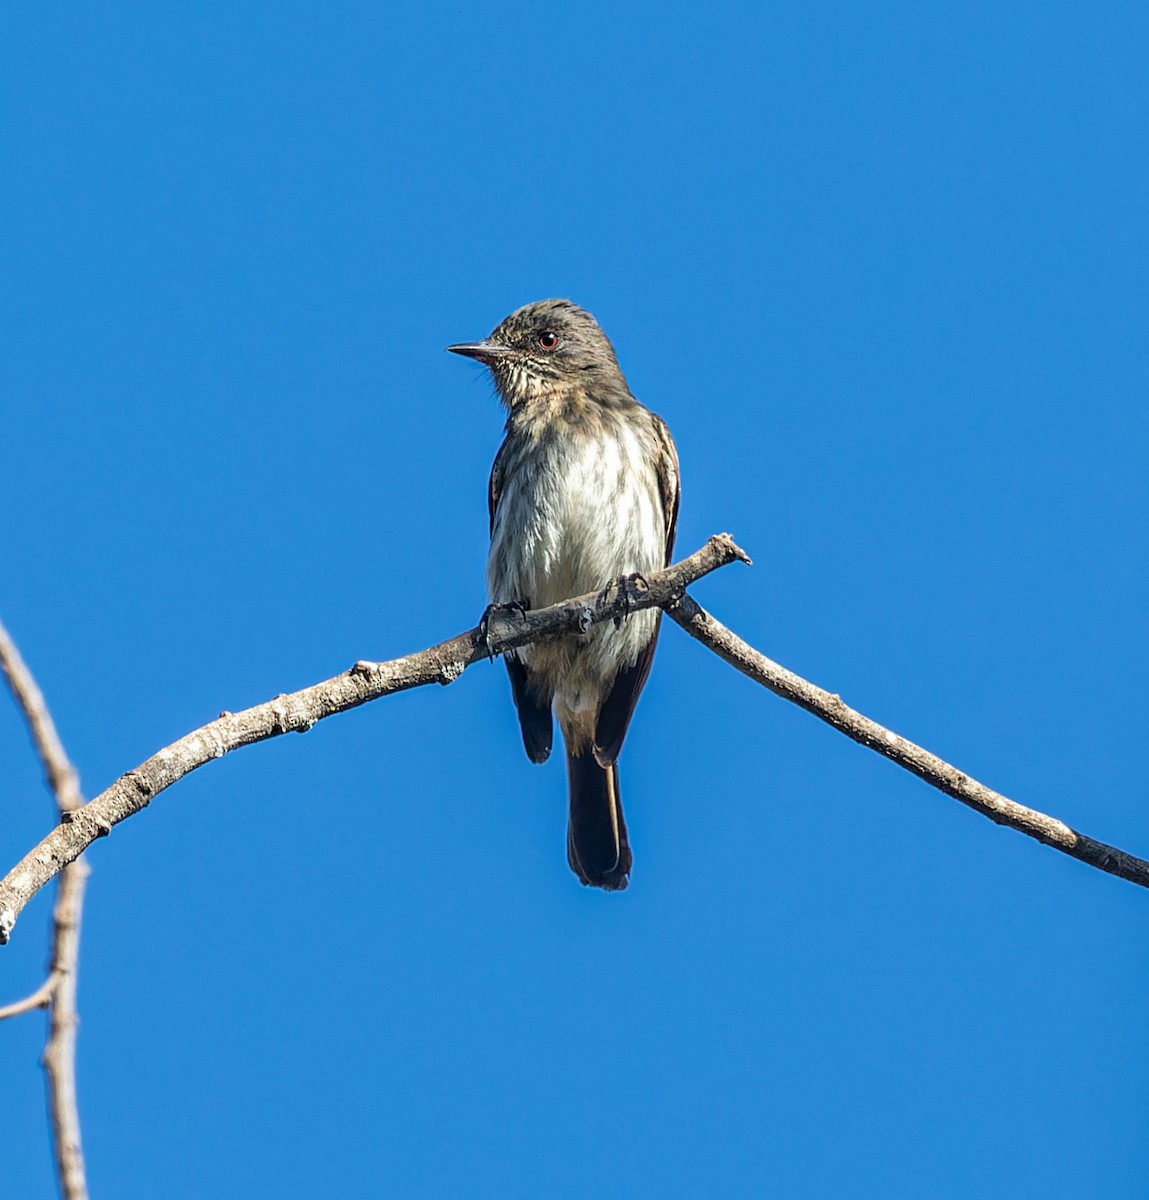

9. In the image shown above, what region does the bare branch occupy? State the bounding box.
[0,619,91,1200]
[0,529,1145,954]
[666,595,1149,889]
[42,859,90,1200]
[0,621,83,814]
[0,973,57,1021]
[0,535,747,942]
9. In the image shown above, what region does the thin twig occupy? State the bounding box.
[0,973,57,1021]
[665,595,1149,888]
[0,530,1146,955]
[0,535,746,942]
[0,619,91,1200]
[0,622,83,814]
[41,859,90,1200]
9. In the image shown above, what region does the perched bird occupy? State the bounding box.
[448,300,679,890]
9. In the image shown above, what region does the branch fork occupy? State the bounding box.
[2,528,1146,959]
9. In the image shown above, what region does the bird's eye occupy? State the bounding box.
[537,331,559,350]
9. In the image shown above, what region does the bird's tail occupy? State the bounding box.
[566,748,631,891]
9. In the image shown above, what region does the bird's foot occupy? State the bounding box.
[598,573,650,629]
[475,600,529,660]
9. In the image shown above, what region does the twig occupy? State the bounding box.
[41,859,90,1200]
[0,530,1146,955]
[0,973,57,1021]
[665,595,1149,888]
[0,622,83,814]
[0,620,91,1200]
[0,535,746,942]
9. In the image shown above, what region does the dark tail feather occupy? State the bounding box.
[566,749,631,891]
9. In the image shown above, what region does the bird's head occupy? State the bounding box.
[447,299,622,406]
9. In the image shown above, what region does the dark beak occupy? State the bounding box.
[446,340,512,364]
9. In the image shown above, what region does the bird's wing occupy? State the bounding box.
[506,652,553,763]
[489,436,554,762]
[488,435,511,535]
[593,410,681,766]
[652,411,681,565]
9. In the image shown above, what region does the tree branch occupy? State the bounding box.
[40,858,90,1200]
[0,535,747,943]
[665,595,1149,888]
[0,530,1145,957]
[0,620,91,1200]
[0,973,57,1021]
[0,622,83,815]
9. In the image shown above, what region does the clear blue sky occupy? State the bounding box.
[3,3,1147,1197]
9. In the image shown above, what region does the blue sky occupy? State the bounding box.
[2,3,1147,1196]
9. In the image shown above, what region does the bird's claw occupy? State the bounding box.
[476,600,529,661]
[599,572,650,628]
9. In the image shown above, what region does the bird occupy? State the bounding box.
[447,299,679,890]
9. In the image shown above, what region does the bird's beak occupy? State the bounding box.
[446,340,513,364]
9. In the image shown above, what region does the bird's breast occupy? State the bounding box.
[488,416,664,610]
